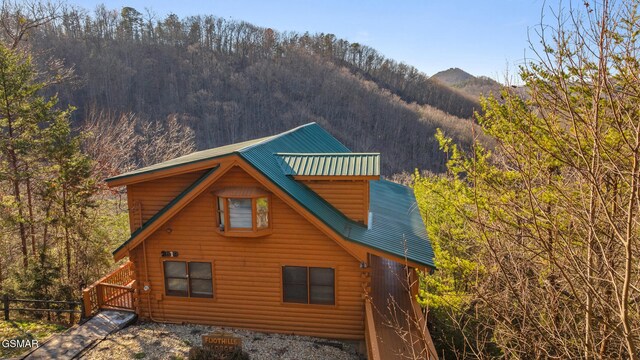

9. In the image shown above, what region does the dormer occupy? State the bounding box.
[277,153,380,225]
[212,186,273,237]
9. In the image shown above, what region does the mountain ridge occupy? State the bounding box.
[432,67,503,98]
[30,6,487,175]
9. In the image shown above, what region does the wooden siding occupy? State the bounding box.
[126,170,207,231]
[130,166,366,339]
[302,180,369,225]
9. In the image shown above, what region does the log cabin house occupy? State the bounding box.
[83,123,437,359]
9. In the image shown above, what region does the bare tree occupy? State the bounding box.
[82,109,197,179]
[0,0,62,50]
[82,108,140,181]
[137,113,196,166]
[427,1,640,358]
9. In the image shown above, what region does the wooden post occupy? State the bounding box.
[3,294,9,321]
[69,300,75,325]
[82,289,92,318]
[364,299,381,360]
[96,284,103,309]
[80,296,86,320]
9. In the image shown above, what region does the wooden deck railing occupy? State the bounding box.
[82,262,136,318]
[364,298,382,360]
[3,295,83,322]
[368,255,440,359]
[411,293,439,359]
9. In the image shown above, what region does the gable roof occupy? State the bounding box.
[106,135,274,184]
[276,153,380,177]
[109,123,435,268]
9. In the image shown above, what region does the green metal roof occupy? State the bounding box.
[105,135,274,183]
[238,123,434,267]
[276,153,380,177]
[112,123,435,268]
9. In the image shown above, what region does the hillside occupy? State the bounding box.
[29,6,485,175]
[432,67,503,98]
[431,67,476,85]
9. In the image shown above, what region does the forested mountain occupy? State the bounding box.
[27,6,487,175]
[431,68,476,85]
[432,67,503,98]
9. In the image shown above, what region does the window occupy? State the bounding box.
[256,197,269,229]
[283,266,308,303]
[188,262,214,298]
[164,261,188,297]
[309,267,335,305]
[164,261,213,298]
[216,197,225,230]
[214,188,271,236]
[282,266,335,305]
[228,198,252,228]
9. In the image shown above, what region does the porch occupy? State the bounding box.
[82,261,137,318]
[364,255,439,360]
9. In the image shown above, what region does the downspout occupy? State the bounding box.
[143,239,179,324]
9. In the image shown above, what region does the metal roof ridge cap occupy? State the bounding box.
[237,122,319,153]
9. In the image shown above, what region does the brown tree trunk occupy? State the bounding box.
[3,87,28,269]
[41,200,52,267]
[26,175,36,256]
[63,187,71,279]
[621,152,638,359]
[8,149,28,269]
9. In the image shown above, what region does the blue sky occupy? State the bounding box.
[71,0,550,81]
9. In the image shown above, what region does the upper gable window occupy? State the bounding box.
[214,187,272,237]
[229,198,252,228]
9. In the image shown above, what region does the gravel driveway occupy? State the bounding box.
[81,321,363,360]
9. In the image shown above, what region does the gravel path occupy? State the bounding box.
[81,321,363,360]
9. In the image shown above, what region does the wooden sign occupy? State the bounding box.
[202,332,242,353]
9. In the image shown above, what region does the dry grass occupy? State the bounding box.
[0,319,67,358]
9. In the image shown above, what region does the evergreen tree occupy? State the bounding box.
[42,108,96,281]
[0,42,97,297]
[0,44,50,269]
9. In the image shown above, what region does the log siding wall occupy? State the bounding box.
[127,171,207,231]
[302,180,369,224]
[130,166,366,339]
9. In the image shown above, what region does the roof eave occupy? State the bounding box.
[105,155,230,188]
[106,124,321,187]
